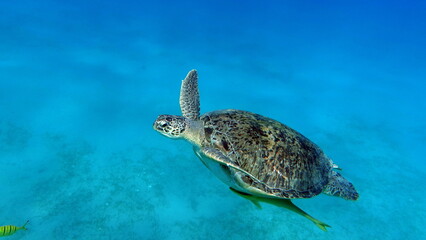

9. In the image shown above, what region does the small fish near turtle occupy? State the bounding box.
[0,220,29,237]
[153,70,359,231]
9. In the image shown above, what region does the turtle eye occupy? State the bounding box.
[160,122,168,128]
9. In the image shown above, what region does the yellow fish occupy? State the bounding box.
[230,188,331,231]
[0,220,29,237]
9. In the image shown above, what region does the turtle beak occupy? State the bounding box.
[153,115,170,134]
[153,116,163,132]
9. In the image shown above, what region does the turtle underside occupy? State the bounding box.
[199,109,333,199]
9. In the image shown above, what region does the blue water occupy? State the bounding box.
[1,0,425,239]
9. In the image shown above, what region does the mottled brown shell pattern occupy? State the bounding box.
[200,109,333,199]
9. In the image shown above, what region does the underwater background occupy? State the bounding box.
[0,0,425,239]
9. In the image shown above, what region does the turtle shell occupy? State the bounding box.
[199,109,333,199]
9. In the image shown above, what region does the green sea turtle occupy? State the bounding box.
[153,70,359,231]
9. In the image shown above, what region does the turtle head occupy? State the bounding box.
[153,115,188,139]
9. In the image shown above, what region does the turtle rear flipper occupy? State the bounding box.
[323,171,359,200]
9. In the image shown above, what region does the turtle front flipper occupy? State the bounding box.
[180,69,200,120]
[200,147,261,182]
[230,187,331,231]
[229,187,262,209]
[194,147,263,193]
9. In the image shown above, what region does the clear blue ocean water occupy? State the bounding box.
[1,0,425,239]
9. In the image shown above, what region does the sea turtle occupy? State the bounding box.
[153,70,359,231]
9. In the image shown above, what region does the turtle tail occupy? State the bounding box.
[323,171,359,200]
